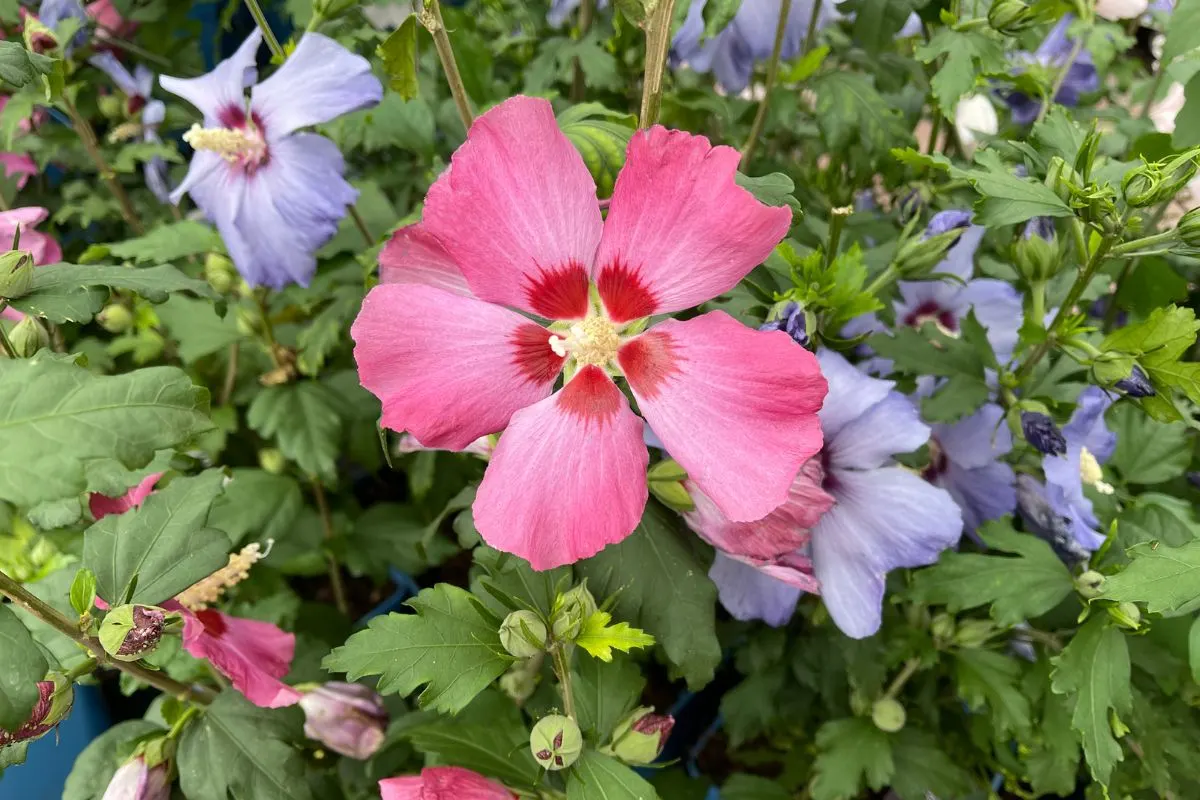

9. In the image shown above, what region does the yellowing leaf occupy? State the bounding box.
[575,611,654,662]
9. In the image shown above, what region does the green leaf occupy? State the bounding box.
[297,285,362,377]
[472,546,571,618]
[1026,682,1081,797]
[573,654,645,741]
[0,604,47,733]
[207,469,302,546]
[69,568,97,616]
[575,610,655,662]
[0,359,211,509]
[1108,404,1190,485]
[735,171,799,212]
[575,502,721,689]
[401,690,541,789]
[950,150,1074,226]
[841,0,923,53]
[722,775,791,800]
[9,263,219,324]
[1118,493,1200,547]
[910,517,1074,625]
[1102,305,1200,366]
[701,0,743,37]
[810,718,894,800]
[377,14,419,100]
[177,692,312,800]
[324,583,510,714]
[1162,0,1200,64]
[106,222,222,264]
[63,720,163,800]
[1172,72,1200,150]
[869,322,987,380]
[84,469,231,606]
[1101,539,1200,613]
[888,730,976,800]
[0,41,57,89]
[812,71,908,154]
[154,295,241,363]
[567,750,661,800]
[1189,616,1200,685]
[559,103,635,198]
[1050,616,1131,784]
[247,382,342,481]
[955,649,1032,735]
[915,28,1007,112]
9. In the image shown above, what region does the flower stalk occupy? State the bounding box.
[571,0,596,102]
[741,0,793,165]
[62,99,143,235]
[639,0,679,128]
[550,645,577,720]
[244,0,286,60]
[421,0,476,131]
[312,479,350,616]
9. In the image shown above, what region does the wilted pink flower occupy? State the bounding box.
[100,755,170,800]
[299,682,388,759]
[380,767,513,800]
[354,96,826,570]
[87,0,137,41]
[89,472,163,519]
[0,678,70,747]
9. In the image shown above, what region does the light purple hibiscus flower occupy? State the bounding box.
[1033,386,1117,551]
[548,0,610,27]
[1004,16,1099,126]
[695,349,963,638]
[90,52,171,203]
[160,30,383,288]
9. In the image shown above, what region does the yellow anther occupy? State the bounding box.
[549,316,621,367]
[175,541,272,610]
[107,121,144,144]
[182,122,266,164]
[912,312,959,339]
[1079,447,1114,495]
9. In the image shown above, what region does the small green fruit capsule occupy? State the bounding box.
[0,250,34,300]
[499,610,548,659]
[530,714,583,771]
[1110,601,1142,630]
[98,304,134,334]
[871,698,907,733]
[7,316,49,358]
[1075,570,1105,599]
[987,0,1036,33]
[258,448,287,475]
[204,253,237,295]
[552,582,597,642]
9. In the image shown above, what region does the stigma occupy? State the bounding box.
[183,122,267,166]
[1078,447,1114,495]
[548,315,621,367]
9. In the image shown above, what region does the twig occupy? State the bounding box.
[244,0,285,60]
[0,569,215,704]
[421,0,475,131]
[571,0,595,102]
[638,0,678,128]
[348,204,375,248]
[63,98,143,234]
[219,342,239,406]
[741,0,792,165]
[311,480,350,616]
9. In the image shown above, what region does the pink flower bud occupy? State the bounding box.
[101,755,170,800]
[299,682,388,760]
[0,675,73,747]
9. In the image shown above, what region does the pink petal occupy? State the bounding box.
[0,153,36,189]
[378,224,471,296]
[593,128,792,323]
[352,283,563,450]
[474,365,649,570]
[380,767,513,800]
[88,472,164,520]
[422,96,602,320]
[683,459,833,561]
[181,609,301,708]
[619,312,826,522]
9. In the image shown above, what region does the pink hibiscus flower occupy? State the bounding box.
[88,476,301,709]
[353,96,827,570]
[380,767,513,800]
[0,96,37,190]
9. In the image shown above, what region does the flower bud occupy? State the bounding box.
[1045,157,1082,204]
[871,698,906,733]
[0,673,74,747]
[530,714,582,771]
[1109,601,1142,630]
[953,619,994,648]
[7,316,49,358]
[896,189,925,225]
[987,0,1037,33]
[930,613,955,642]
[1177,207,1200,248]
[1021,412,1066,456]
[1122,167,1158,208]
[101,754,170,800]
[604,707,674,765]
[551,583,597,642]
[1014,218,1060,282]
[1115,365,1155,398]
[0,250,34,300]
[204,253,237,295]
[894,228,963,279]
[1123,156,1198,208]
[299,682,389,760]
[1075,570,1105,599]
[97,94,125,120]
[499,610,549,659]
[760,301,809,347]
[258,448,287,474]
[22,17,58,54]
[98,304,134,334]
[99,605,166,662]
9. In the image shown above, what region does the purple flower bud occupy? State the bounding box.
[1021,412,1067,456]
[0,675,73,747]
[299,682,389,760]
[1115,365,1155,398]
[101,755,171,800]
[1023,216,1056,241]
[923,209,973,238]
[760,302,808,347]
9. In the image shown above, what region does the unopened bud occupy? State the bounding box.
[871,698,906,732]
[604,707,674,765]
[7,316,49,358]
[1123,156,1198,208]
[1178,207,1200,248]
[953,619,994,648]
[1115,365,1155,398]
[299,682,388,760]
[930,613,955,641]
[760,301,809,347]
[1045,157,1082,204]
[895,228,963,278]
[0,250,34,300]
[552,582,597,642]
[98,304,134,334]
[1109,601,1142,630]
[22,17,57,54]
[99,605,166,661]
[988,0,1037,33]
[97,94,125,120]
[204,253,237,295]
[0,673,73,747]
[1075,570,1105,599]
[499,610,548,659]
[1013,221,1060,282]
[258,448,287,475]
[530,714,582,771]
[1021,411,1066,456]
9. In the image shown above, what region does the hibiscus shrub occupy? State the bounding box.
[2,0,1200,797]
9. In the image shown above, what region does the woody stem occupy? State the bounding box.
[63,98,143,235]
[422,0,475,131]
[639,0,678,128]
[0,570,214,705]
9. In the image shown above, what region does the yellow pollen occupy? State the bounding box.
[548,316,621,367]
[182,122,266,164]
[913,313,959,339]
[1078,447,1114,495]
[107,121,144,144]
[174,541,272,610]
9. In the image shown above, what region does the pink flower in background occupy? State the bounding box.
[1,207,62,322]
[87,0,137,41]
[89,472,163,519]
[354,96,826,570]
[380,767,514,800]
[299,682,389,759]
[100,755,170,800]
[175,603,301,708]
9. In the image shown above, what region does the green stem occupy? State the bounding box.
[1037,34,1086,124]
[348,204,375,248]
[244,0,285,60]
[1030,280,1046,326]
[421,0,475,132]
[883,658,921,700]
[638,0,678,128]
[1138,67,1167,120]
[167,704,201,738]
[63,98,143,234]
[0,570,215,704]
[824,205,851,268]
[865,263,899,297]
[741,0,793,165]
[1105,205,1168,329]
[312,480,350,616]
[306,9,326,32]
[219,342,239,406]
[802,0,823,54]
[551,646,577,720]
[63,656,99,683]
[0,303,17,359]
[571,0,596,103]
[1109,228,1178,257]
[253,290,284,370]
